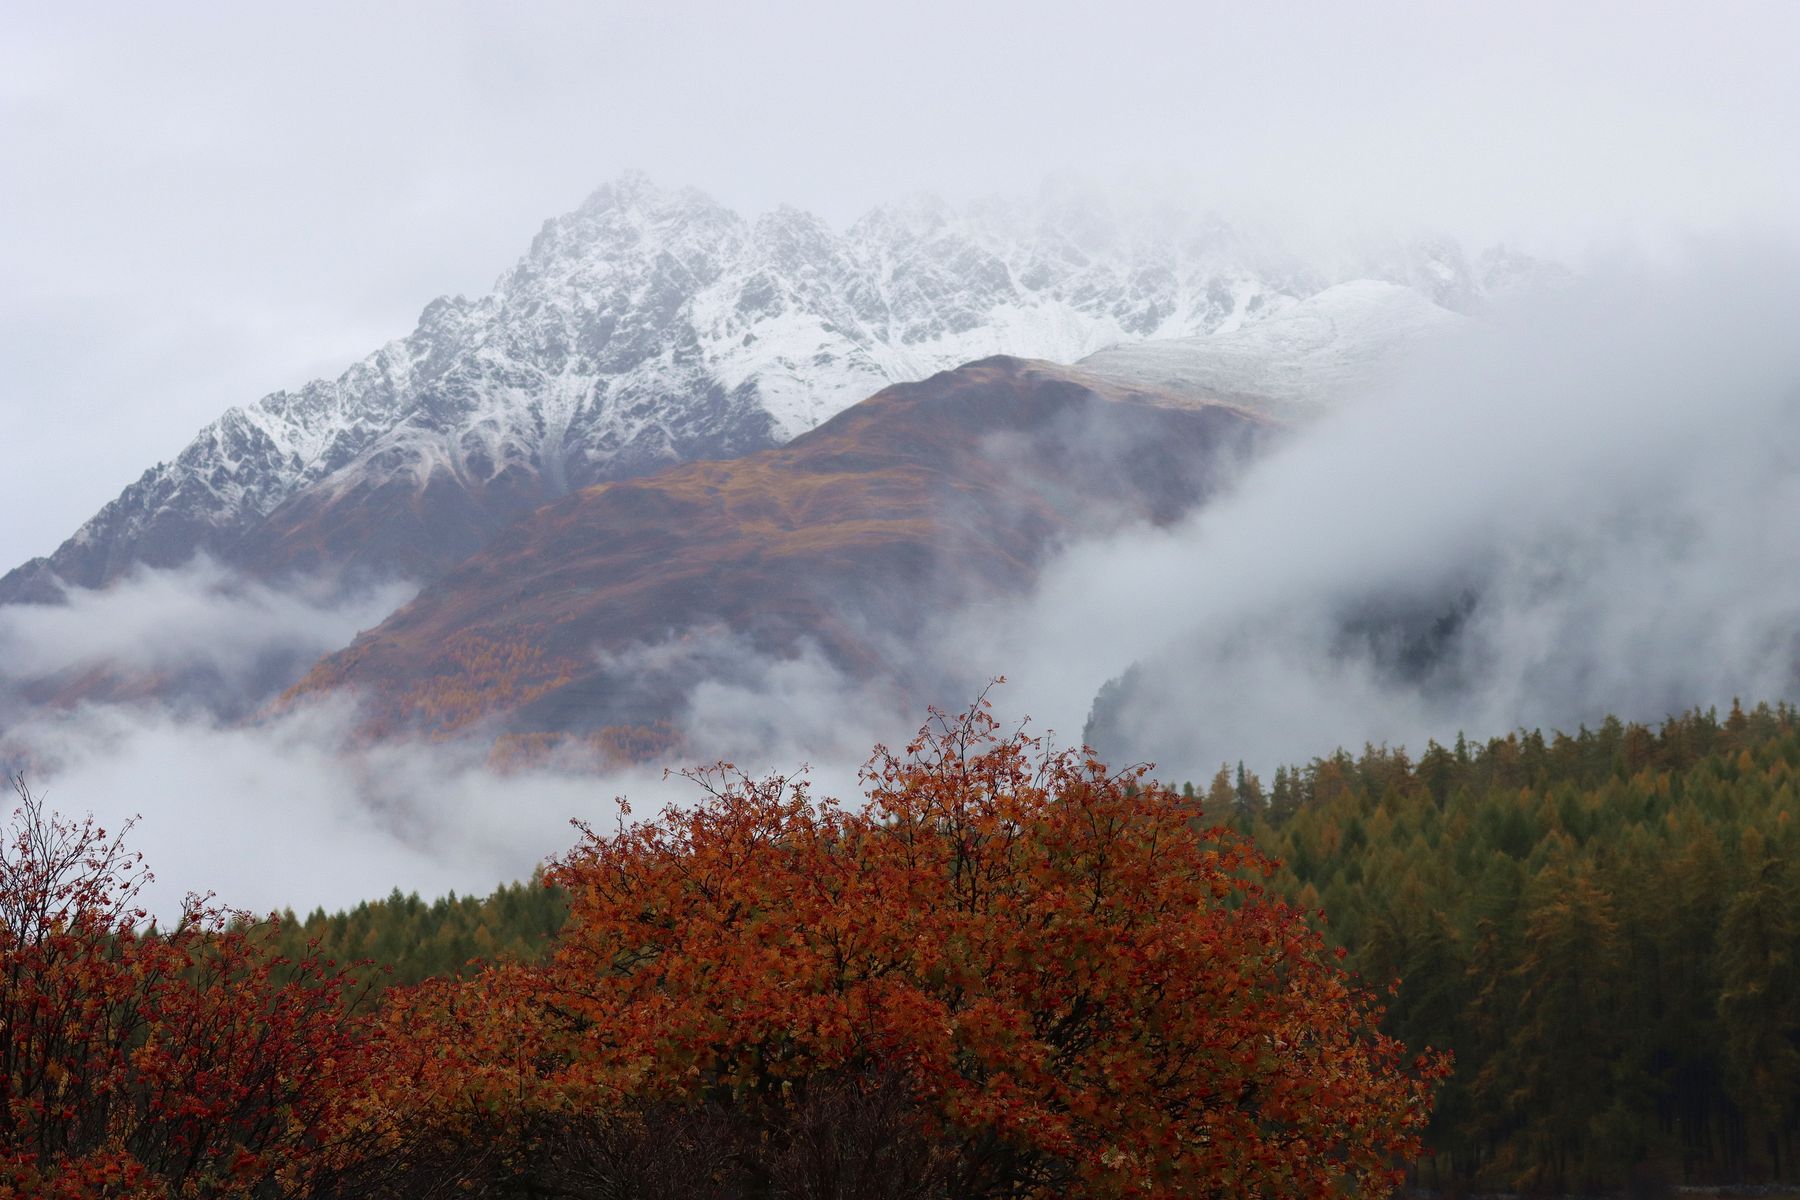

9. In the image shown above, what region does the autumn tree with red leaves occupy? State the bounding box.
[375,697,1446,1198]
[0,778,377,1199]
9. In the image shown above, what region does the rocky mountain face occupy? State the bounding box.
[281,357,1271,750]
[0,173,1532,604]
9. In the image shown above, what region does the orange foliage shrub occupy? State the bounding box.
[379,697,1446,1198]
[0,782,377,1198]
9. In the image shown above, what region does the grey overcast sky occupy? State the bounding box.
[3,0,1798,570]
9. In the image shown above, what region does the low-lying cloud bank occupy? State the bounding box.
[0,558,415,719]
[0,562,609,916]
[0,628,890,919]
[7,698,613,918]
[954,244,1800,779]
[0,555,918,918]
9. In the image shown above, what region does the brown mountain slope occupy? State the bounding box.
[283,356,1272,745]
[228,455,564,589]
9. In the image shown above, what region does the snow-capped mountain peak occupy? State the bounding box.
[1,173,1543,603]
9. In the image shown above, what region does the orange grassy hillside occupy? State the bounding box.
[284,356,1271,743]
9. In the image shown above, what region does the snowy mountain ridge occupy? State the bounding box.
[1076,280,1470,421]
[3,172,1539,601]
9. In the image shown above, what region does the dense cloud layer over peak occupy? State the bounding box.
[992,248,1800,777]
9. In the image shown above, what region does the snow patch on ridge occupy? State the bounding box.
[1077,281,1468,420]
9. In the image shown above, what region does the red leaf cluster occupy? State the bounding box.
[0,781,375,1198]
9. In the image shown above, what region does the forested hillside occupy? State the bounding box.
[1196,701,1800,1192]
[254,873,568,989]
